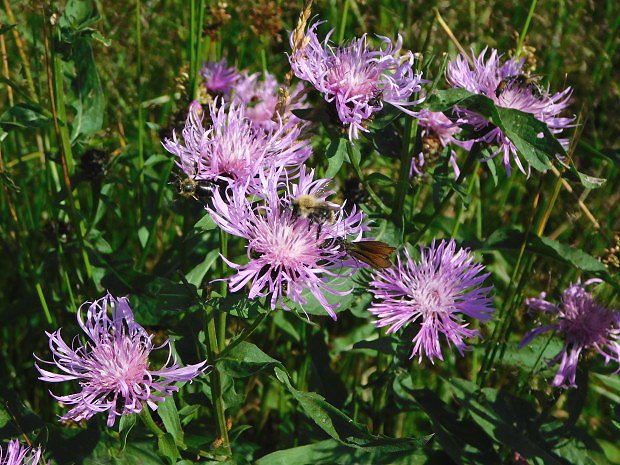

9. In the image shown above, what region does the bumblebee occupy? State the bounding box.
[176,175,218,203]
[495,74,544,99]
[368,90,384,109]
[291,194,339,237]
[335,238,395,269]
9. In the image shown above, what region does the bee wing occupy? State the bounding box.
[313,180,337,200]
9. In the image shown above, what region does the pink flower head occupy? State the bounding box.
[369,240,494,363]
[232,71,307,130]
[410,109,474,177]
[162,99,312,185]
[207,165,366,319]
[35,293,207,427]
[289,21,423,141]
[446,47,573,175]
[520,279,620,388]
[0,440,47,465]
[200,59,240,96]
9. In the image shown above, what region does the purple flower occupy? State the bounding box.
[162,99,312,185]
[410,109,474,177]
[35,293,206,427]
[200,59,240,96]
[232,71,307,130]
[0,440,47,465]
[289,21,423,141]
[207,165,366,319]
[520,279,620,388]
[369,239,494,363]
[446,47,573,175]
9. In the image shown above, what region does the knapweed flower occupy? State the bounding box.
[35,293,206,427]
[0,440,47,465]
[410,109,473,177]
[207,165,366,319]
[200,59,240,96]
[289,21,423,141]
[446,47,573,175]
[369,239,494,363]
[162,99,312,185]
[520,279,620,388]
[233,71,307,130]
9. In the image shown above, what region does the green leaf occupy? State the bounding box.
[59,0,99,34]
[194,213,217,231]
[426,89,567,172]
[473,227,616,288]
[255,439,427,465]
[352,336,399,355]
[325,137,347,178]
[157,397,184,445]
[392,374,500,465]
[0,102,53,130]
[0,387,44,440]
[448,378,564,465]
[118,414,137,451]
[70,38,104,140]
[185,249,220,288]
[274,366,428,451]
[0,24,17,35]
[216,341,281,378]
[157,432,180,465]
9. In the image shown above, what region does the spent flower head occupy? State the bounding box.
[162,99,312,186]
[200,59,240,96]
[36,293,206,426]
[369,239,494,363]
[446,47,573,175]
[289,21,423,141]
[0,440,47,465]
[207,165,366,319]
[520,279,620,388]
[411,109,473,177]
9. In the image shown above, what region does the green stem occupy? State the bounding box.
[47,18,93,285]
[450,162,480,238]
[393,117,417,225]
[347,143,391,214]
[219,312,268,359]
[218,229,228,353]
[136,0,145,200]
[137,159,174,270]
[138,406,165,437]
[515,0,538,58]
[410,143,481,245]
[205,303,231,455]
[337,0,350,43]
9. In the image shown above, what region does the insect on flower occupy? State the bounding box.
[290,182,339,238]
[335,238,395,270]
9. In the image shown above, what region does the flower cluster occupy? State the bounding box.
[36,293,206,426]
[446,47,573,175]
[0,440,47,465]
[289,21,424,141]
[162,99,311,187]
[208,165,367,319]
[368,240,494,362]
[520,279,620,388]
